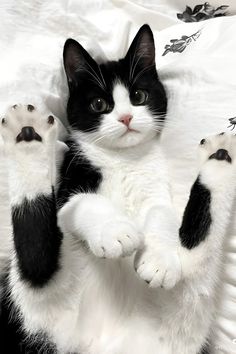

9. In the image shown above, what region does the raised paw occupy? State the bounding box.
[89,219,143,259]
[198,133,236,187]
[199,133,236,165]
[134,246,181,290]
[1,104,57,153]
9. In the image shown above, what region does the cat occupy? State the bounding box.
[1,24,235,354]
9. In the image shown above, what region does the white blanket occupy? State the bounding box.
[0,1,235,353]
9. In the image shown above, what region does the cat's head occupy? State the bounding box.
[63,24,167,149]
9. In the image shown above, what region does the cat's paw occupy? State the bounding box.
[1,104,59,202]
[198,133,236,185]
[90,219,143,259]
[1,104,57,154]
[199,133,236,165]
[134,244,181,290]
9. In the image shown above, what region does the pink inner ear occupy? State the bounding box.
[65,49,81,81]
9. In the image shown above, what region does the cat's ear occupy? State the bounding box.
[63,38,99,87]
[125,24,155,71]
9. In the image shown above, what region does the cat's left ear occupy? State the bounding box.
[63,38,99,88]
[125,24,155,70]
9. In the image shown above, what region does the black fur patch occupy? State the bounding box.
[0,274,52,354]
[57,140,102,207]
[199,342,211,354]
[179,177,211,249]
[0,290,56,354]
[12,192,62,287]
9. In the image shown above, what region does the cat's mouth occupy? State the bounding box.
[121,127,140,136]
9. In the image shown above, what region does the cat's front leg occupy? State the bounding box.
[133,155,182,290]
[1,104,61,287]
[134,204,182,290]
[58,194,143,259]
[179,133,236,280]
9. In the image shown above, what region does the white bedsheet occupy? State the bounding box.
[0,1,235,353]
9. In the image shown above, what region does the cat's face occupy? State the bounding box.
[63,25,167,149]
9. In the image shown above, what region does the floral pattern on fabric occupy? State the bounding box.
[162,30,201,56]
[177,2,229,22]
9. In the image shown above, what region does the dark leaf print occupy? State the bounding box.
[182,11,194,22]
[195,12,209,21]
[162,30,201,56]
[193,4,204,14]
[185,5,193,14]
[228,117,236,130]
[216,5,229,11]
[177,2,229,22]
[177,13,184,20]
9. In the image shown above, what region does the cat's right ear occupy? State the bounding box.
[125,24,155,71]
[63,38,98,87]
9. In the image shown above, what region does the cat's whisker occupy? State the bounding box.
[131,64,154,87]
[130,53,143,82]
[76,65,105,91]
[97,65,107,89]
[85,61,106,91]
[129,39,141,81]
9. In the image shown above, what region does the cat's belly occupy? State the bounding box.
[75,255,166,354]
[15,240,211,354]
[67,253,210,354]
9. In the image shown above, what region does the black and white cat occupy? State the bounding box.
[1,25,236,354]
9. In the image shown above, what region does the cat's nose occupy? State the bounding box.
[119,114,133,127]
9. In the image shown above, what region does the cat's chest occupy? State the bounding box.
[80,141,164,214]
[99,160,141,212]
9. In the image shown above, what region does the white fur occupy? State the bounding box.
[77,83,162,149]
[3,104,236,354]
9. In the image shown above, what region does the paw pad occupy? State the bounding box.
[200,139,206,145]
[48,115,54,125]
[16,126,42,143]
[27,104,35,112]
[209,149,232,163]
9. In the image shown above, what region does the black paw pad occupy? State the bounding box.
[209,149,232,163]
[200,139,206,145]
[48,115,54,124]
[16,126,42,143]
[27,104,35,112]
[1,118,5,124]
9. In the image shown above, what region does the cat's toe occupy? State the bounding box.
[99,220,142,259]
[135,248,181,290]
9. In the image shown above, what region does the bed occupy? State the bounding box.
[0,1,235,353]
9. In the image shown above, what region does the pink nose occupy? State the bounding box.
[119,114,133,127]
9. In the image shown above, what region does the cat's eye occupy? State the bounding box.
[90,98,109,113]
[131,90,148,106]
